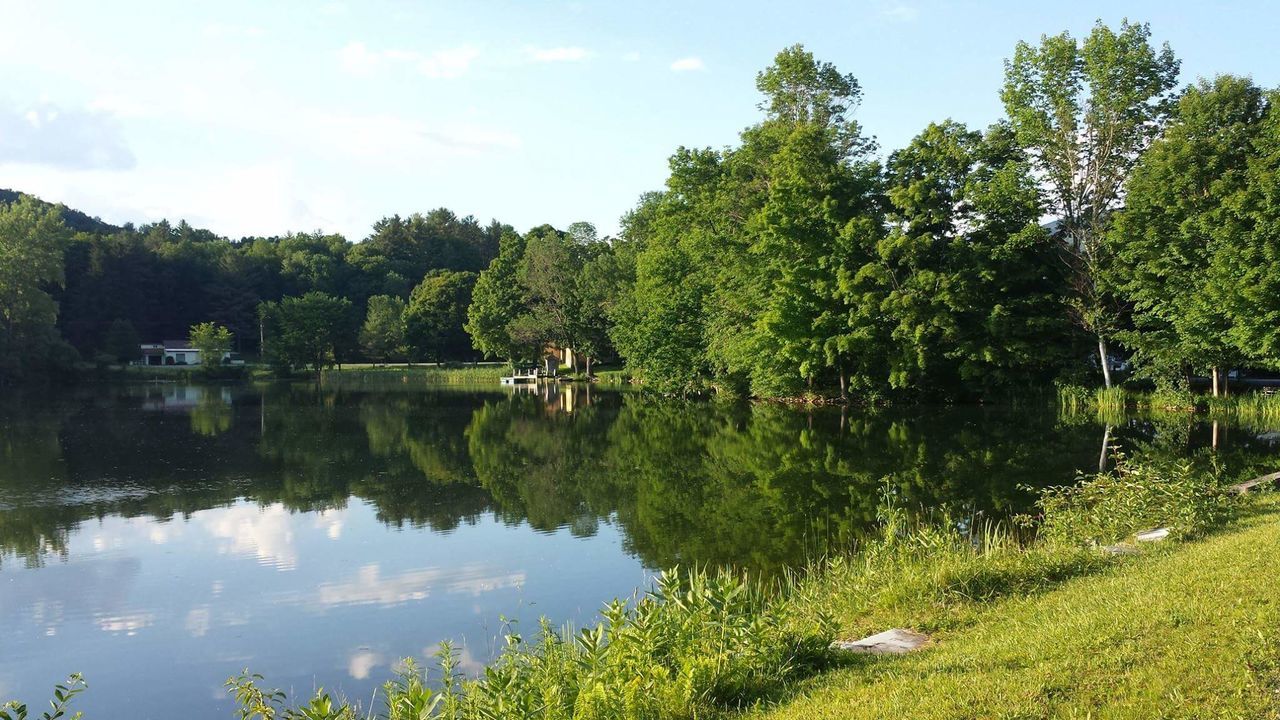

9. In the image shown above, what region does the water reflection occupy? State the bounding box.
[2,384,1279,572]
[1,384,1277,719]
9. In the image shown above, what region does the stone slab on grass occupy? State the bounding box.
[831,628,929,655]
[1135,527,1171,543]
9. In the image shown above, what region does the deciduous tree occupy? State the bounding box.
[360,295,406,364]
[405,271,476,363]
[1001,20,1180,387]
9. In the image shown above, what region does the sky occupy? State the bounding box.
[1,0,1278,241]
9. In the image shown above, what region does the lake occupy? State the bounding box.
[1,382,1276,718]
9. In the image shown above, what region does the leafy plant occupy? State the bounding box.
[1033,456,1237,546]
[0,674,86,720]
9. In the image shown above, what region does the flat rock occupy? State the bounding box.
[830,628,929,655]
[1135,527,1170,543]
[1102,543,1139,555]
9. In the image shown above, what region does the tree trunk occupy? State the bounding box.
[1212,366,1220,398]
[1097,337,1113,389]
[1099,424,1112,472]
[1223,369,1230,398]
[1212,420,1221,451]
[585,355,593,379]
[839,371,848,402]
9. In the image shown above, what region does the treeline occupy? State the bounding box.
[595,26,1280,398]
[0,195,514,380]
[4,19,1280,397]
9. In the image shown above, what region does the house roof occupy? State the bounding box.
[163,339,196,350]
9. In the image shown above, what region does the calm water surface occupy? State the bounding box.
[1,383,1276,718]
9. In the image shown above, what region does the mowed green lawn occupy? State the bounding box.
[755,498,1280,719]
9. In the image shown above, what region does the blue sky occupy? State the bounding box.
[1,0,1277,240]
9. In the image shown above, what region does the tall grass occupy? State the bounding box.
[1207,392,1280,425]
[1056,384,1129,416]
[1057,383,1280,425]
[321,366,507,388]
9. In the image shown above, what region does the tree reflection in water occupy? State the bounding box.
[2,383,1277,571]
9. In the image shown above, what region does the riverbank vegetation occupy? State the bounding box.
[5,19,1280,398]
[320,364,507,388]
[1058,383,1280,425]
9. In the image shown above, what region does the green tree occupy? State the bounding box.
[1207,88,1280,372]
[189,321,233,365]
[859,121,1071,395]
[260,292,353,375]
[1109,76,1268,394]
[572,245,622,376]
[405,271,477,363]
[103,318,142,364]
[359,294,407,364]
[466,230,529,362]
[516,225,576,355]
[613,45,881,396]
[0,195,74,382]
[1001,19,1180,387]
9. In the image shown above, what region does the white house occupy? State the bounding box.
[136,340,233,366]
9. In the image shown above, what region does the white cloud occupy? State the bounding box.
[348,650,383,679]
[96,612,154,636]
[185,606,212,637]
[305,111,520,160]
[279,562,528,610]
[203,503,298,570]
[526,46,590,63]
[418,46,480,78]
[338,41,381,75]
[0,102,135,170]
[881,3,920,21]
[340,42,479,79]
[669,56,705,72]
[202,22,266,39]
[315,509,344,540]
[87,94,151,119]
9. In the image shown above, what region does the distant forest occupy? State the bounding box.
[4,19,1280,398]
[0,186,508,352]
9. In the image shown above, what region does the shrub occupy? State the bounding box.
[1033,457,1237,547]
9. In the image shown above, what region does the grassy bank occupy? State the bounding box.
[320,364,507,388]
[323,364,635,389]
[72,364,254,383]
[758,496,1280,719]
[8,461,1275,719]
